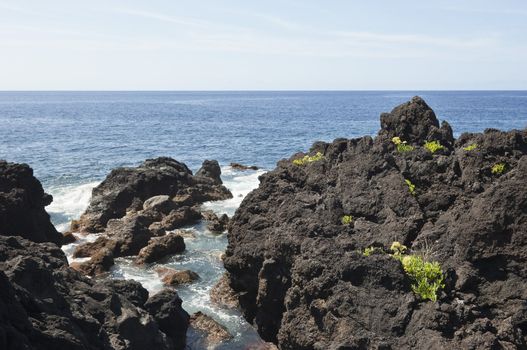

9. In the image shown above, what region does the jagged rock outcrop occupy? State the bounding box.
[78,157,232,233]
[224,97,527,349]
[195,159,223,185]
[0,161,191,349]
[72,157,230,273]
[0,161,62,244]
[0,235,189,350]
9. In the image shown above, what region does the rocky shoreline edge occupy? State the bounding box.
[1,96,526,349]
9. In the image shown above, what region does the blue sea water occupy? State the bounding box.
[1,91,527,348]
[1,91,526,188]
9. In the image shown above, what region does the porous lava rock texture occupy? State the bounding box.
[224,96,527,349]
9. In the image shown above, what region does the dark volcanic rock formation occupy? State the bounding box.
[73,157,230,273]
[224,97,527,349]
[0,161,62,244]
[78,157,232,232]
[0,161,190,349]
[0,235,189,350]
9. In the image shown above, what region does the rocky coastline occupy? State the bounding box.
[1,96,526,349]
[224,96,527,349]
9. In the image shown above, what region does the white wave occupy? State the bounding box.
[61,232,102,263]
[202,166,265,217]
[46,181,99,231]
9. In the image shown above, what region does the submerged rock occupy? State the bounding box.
[0,160,62,245]
[156,267,200,287]
[230,162,260,171]
[190,311,233,347]
[210,273,239,309]
[224,97,527,348]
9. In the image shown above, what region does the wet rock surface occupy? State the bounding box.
[156,267,200,287]
[189,311,233,348]
[136,234,185,265]
[72,157,230,274]
[230,162,260,171]
[202,210,230,233]
[224,97,527,348]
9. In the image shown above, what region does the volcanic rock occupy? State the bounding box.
[210,273,239,309]
[230,162,259,171]
[195,159,223,184]
[202,210,230,233]
[224,97,527,348]
[0,160,62,244]
[136,234,185,265]
[77,157,232,232]
[144,289,190,350]
[0,235,188,350]
[156,267,200,287]
[189,311,233,347]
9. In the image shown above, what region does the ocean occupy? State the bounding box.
[1,90,527,348]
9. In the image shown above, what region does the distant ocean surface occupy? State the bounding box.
[1,91,526,188]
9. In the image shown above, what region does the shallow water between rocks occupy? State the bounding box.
[55,166,267,349]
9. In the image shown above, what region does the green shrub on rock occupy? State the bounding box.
[392,136,414,153]
[341,215,353,225]
[401,255,444,302]
[463,143,478,151]
[405,179,416,196]
[390,241,444,302]
[491,162,506,175]
[424,140,444,153]
[363,246,380,256]
[292,152,324,166]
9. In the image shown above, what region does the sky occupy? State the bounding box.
[0,0,526,90]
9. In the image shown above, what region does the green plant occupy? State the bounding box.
[397,143,415,153]
[405,179,416,195]
[292,152,324,166]
[390,241,407,259]
[491,162,506,175]
[400,255,444,301]
[392,136,414,153]
[341,215,353,225]
[463,143,478,151]
[424,140,444,153]
[363,246,380,256]
[390,241,444,301]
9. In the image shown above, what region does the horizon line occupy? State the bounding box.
[0,89,526,92]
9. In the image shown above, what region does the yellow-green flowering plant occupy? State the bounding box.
[292,152,324,166]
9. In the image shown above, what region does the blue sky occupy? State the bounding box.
[0,0,526,90]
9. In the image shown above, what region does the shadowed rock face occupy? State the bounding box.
[0,161,62,245]
[224,97,527,348]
